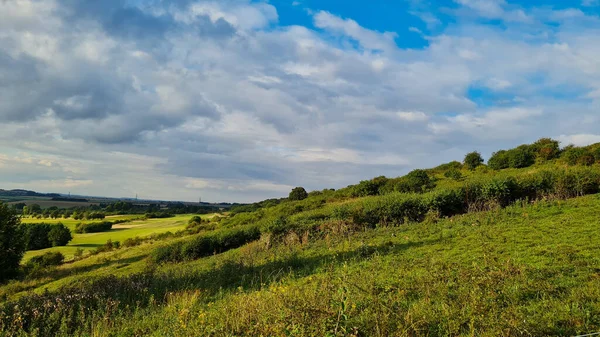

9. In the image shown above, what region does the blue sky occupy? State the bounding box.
[1,0,600,202]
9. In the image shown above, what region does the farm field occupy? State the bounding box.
[22,214,212,261]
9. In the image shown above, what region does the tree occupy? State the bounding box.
[30,204,42,214]
[48,223,72,247]
[464,151,484,170]
[404,169,434,193]
[532,138,560,161]
[507,145,535,168]
[0,203,25,282]
[289,187,308,201]
[488,150,510,170]
[562,146,588,166]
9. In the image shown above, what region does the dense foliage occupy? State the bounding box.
[0,204,25,282]
[74,221,113,234]
[288,187,308,201]
[463,151,484,170]
[22,223,72,250]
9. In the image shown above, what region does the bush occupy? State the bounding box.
[532,138,560,161]
[488,150,510,170]
[85,212,105,220]
[444,168,463,180]
[289,187,309,201]
[122,237,144,248]
[578,154,595,166]
[403,169,434,193]
[48,223,72,247]
[0,204,25,282]
[95,240,120,254]
[145,212,173,219]
[562,146,589,166]
[25,252,64,271]
[464,152,484,170]
[74,221,113,234]
[507,145,535,168]
[151,226,261,264]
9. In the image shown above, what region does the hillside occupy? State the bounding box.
[3,139,600,336]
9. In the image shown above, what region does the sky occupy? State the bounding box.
[2,0,600,203]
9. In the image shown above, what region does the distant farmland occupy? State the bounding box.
[6,198,99,209]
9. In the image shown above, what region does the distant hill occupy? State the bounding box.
[0,189,60,198]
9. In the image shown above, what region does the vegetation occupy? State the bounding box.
[22,223,72,250]
[6,138,600,336]
[289,187,309,201]
[74,221,113,234]
[463,151,484,170]
[0,204,25,282]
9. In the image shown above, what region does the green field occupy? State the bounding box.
[21,215,206,261]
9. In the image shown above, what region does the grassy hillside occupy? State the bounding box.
[4,140,600,336]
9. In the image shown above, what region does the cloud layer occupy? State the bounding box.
[2,0,600,202]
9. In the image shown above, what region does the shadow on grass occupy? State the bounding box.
[149,238,433,299]
[70,243,103,248]
[1,238,439,336]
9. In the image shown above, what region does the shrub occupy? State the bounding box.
[561,146,589,166]
[444,168,463,180]
[85,212,105,220]
[123,237,144,248]
[464,152,484,170]
[403,169,434,193]
[488,150,510,170]
[145,212,173,219]
[289,187,309,201]
[0,204,25,282]
[352,180,381,197]
[25,252,64,271]
[425,189,466,217]
[151,226,261,264]
[48,223,72,246]
[507,145,535,168]
[74,221,113,234]
[95,240,120,254]
[532,138,560,161]
[578,154,596,166]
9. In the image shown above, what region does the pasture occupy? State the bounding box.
[21,214,211,261]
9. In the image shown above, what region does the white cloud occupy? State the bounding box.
[2,0,600,202]
[397,111,429,122]
[558,134,600,147]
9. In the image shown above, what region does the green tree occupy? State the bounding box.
[0,203,25,282]
[288,187,308,201]
[507,145,535,168]
[404,169,434,193]
[48,223,72,247]
[28,204,42,215]
[464,151,484,170]
[532,138,560,161]
[488,150,510,170]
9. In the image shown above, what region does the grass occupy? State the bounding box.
[21,215,212,261]
[4,195,600,336]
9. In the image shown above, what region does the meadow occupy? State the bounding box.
[21,215,207,261]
